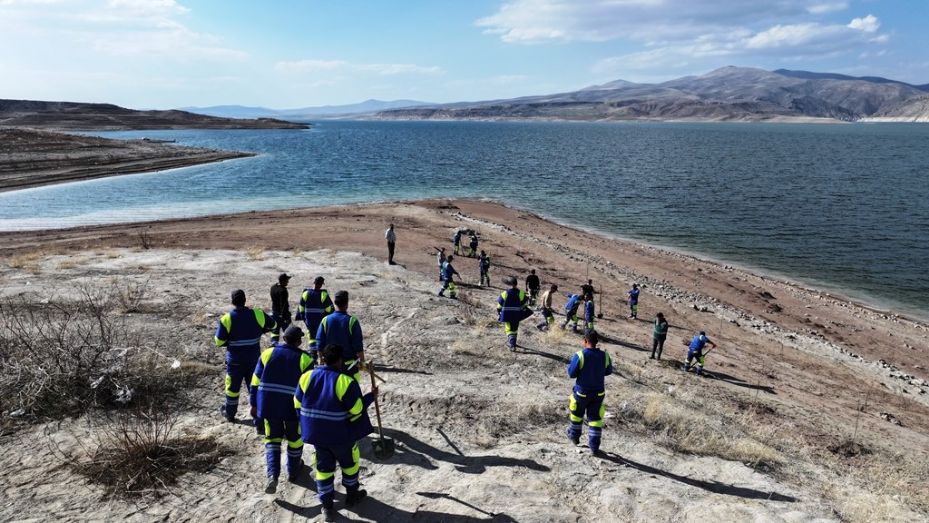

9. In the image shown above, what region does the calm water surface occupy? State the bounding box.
[1,121,927,317]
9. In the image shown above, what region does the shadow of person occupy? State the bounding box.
[277,493,517,522]
[596,452,797,502]
[517,346,570,364]
[368,428,550,474]
[596,332,649,352]
[705,370,777,394]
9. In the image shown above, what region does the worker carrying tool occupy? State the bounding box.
[438,255,460,299]
[478,250,491,287]
[295,343,377,521]
[562,292,583,332]
[566,329,613,455]
[316,291,365,382]
[251,325,314,494]
[682,331,717,376]
[270,273,292,343]
[525,269,541,306]
[497,275,533,351]
[536,284,559,331]
[214,289,276,432]
[297,276,334,359]
[468,233,479,257]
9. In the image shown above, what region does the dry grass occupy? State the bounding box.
[75,406,231,498]
[245,245,266,260]
[2,250,46,272]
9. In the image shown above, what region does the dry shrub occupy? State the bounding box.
[3,250,44,272]
[110,278,150,313]
[138,228,154,250]
[0,285,203,419]
[75,405,230,498]
[245,245,266,260]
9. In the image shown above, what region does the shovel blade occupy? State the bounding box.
[372,437,395,459]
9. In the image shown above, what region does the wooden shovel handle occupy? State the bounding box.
[368,360,385,437]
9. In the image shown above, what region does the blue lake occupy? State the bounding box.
[1,121,927,317]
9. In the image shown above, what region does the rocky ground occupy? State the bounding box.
[0,200,927,522]
[0,128,255,192]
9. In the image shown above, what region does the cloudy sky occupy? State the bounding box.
[1,0,925,108]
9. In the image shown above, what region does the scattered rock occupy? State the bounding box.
[766,303,783,313]
[879,412,904,427]
[828,440,871,458]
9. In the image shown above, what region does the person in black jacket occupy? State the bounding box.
[525,269,541,306]
[270,273,292,342]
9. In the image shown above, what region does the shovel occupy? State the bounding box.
[368,360,395,459]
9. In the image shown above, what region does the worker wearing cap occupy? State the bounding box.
[251,326,314,494]
[497,275,532,351]
[682,331,716,376]
[270,273,292,343]
[297,276,334,359]
[295,343,376,520]
[536,284,558,331]
[566,329,613,455]
[214,289,277,429]
[315,291,365,382]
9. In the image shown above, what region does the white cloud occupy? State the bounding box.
[848,14,880,33]
[276,59,442,76]
[807,2,848,14]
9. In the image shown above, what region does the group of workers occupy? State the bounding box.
[213,278,372,522]
[210,224,721,519]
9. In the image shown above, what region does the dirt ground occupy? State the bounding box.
[0,199,927,522]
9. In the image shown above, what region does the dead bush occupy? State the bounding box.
[110,278,150,313]
[74,405,230,498]
[138,228,154,250]
[0,285,203,420]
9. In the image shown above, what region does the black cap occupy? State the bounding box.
[279,273,291,282]
[504,276,517,286]
[314,276,325,285]
[283,325,304,341]
[334,290,349,305]
[231,289,246,305]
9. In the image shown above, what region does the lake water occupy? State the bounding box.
[1,121,927,318]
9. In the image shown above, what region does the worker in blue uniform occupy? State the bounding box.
[628,283,640,319]
[682,331,717,376]
[214,289,276,432]
[316,290,365,382]
[295,344,377,522]
[583,292,596,331]
[566,329,613,455]
[251,325,314,494]
[497,275,532,351]
[562,292,582,331]
[297,276,335,359]
[438,255,459,299]
[479,251,491,287]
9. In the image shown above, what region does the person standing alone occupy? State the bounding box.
[627,283,640,319]
[385,224,397,265]
[651,312,669,360]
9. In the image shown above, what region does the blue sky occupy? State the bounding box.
[1,0,926,109]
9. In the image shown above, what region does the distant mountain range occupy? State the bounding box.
[368,67,929,123]
[0,99,308,130]
[181,99,431,120]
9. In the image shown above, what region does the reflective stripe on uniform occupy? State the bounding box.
[299,408,349,421]
[259,383,298,395]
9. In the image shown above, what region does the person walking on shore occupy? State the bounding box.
[479,250,491,286]
[682,331,716,376]
[316,291,365,383]
[525,269,541,306]
[468,233,479,257]
[627,283,640,319]
[385,224,397,265]
[562,292,582,331]
[251,326,314,493]
[297,276,334,359]
[214,289,276,430]
[452,230,462,255]
[438,255,459,299]
[566,329,613,455]
[651,313,669,360]
[295,343,377,521]
[498,275,532,351]
[537,284,558,331]
[270,273,292,343]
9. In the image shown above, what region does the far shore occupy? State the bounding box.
[0,127,255,192]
